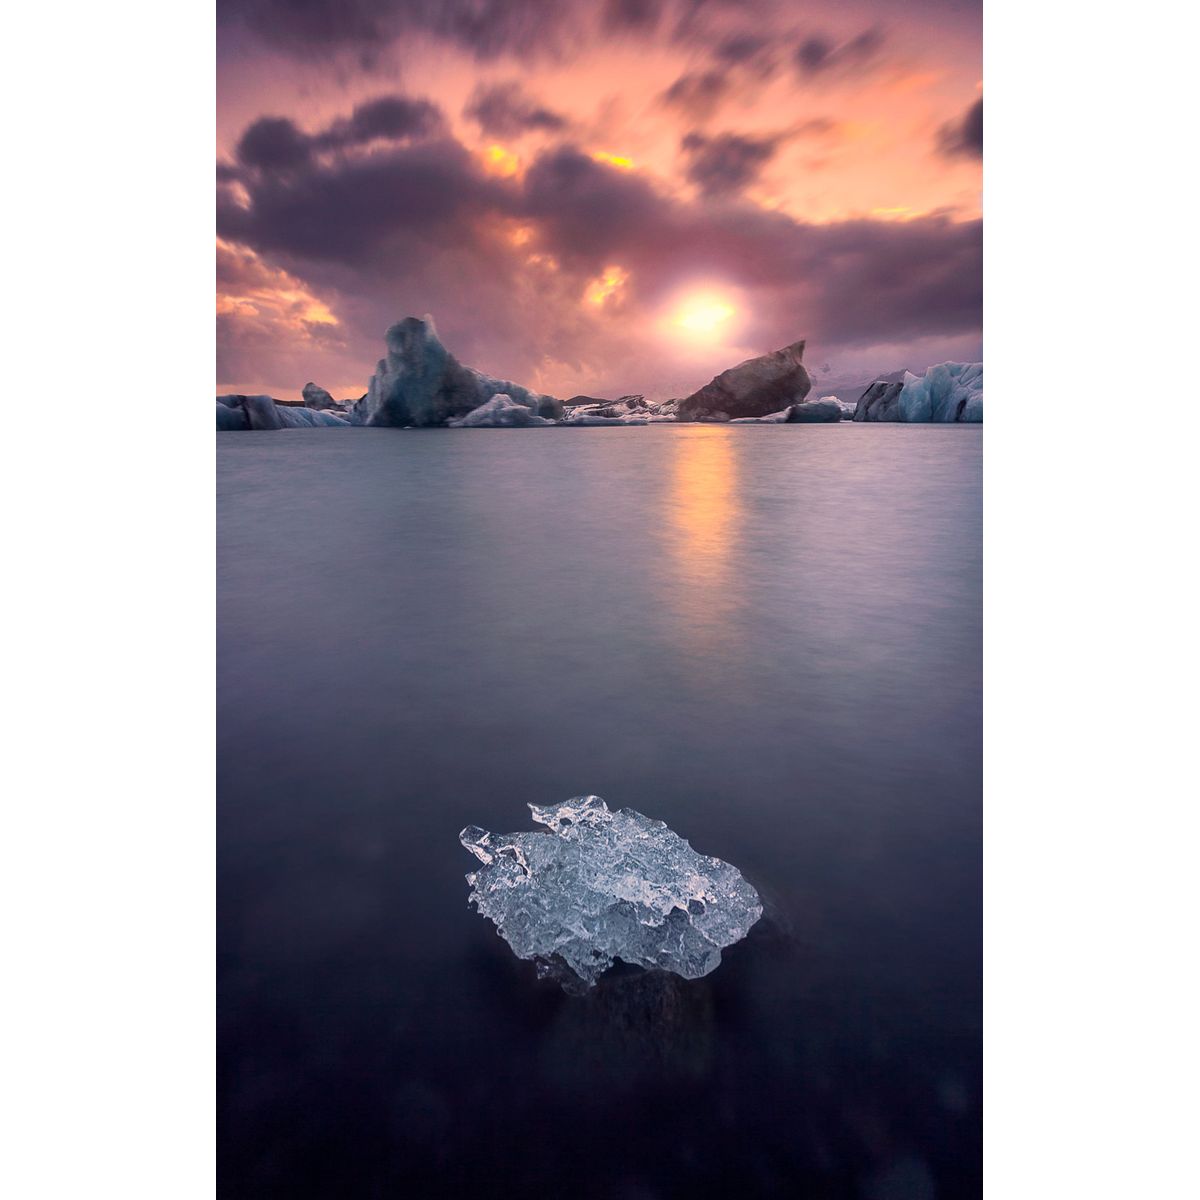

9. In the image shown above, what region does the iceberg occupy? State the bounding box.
[678,339,812,421]
[561,395,678,425]
[361,315,563,427]
[216,401,249,431]
[448,393,557,427]
[729,396,843,424]
[275,405,350,428]
[460,795,762,992]
[215,394,350,430]
[897,361,982,422]
[301,381,337,410]
[853,363,982,422]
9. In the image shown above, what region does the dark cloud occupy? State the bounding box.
[236,116,313,171]
[714,32,771,63]
[233,94,444,173]
[937,97,983,158]
[329,94,445,143]
[464,82,568,139]
[712,31,776,76]
[795,26,886,75]
[658,70,731,121]
[219,0,764,64]
[220,0,574,60]
[221,136,514,265]
[680,131,784,197]
[602,0,664,32]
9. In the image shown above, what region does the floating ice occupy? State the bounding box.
[448,393,557,427]
[729,397,844,424]
[460,795,762,991]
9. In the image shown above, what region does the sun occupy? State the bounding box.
[667,288,740,341]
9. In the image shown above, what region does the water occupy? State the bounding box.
[218,425,982,1198]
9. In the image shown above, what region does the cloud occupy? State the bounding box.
[216,238,350,390]
[464,82,568,139]
[711,31,777,76]
[219,0,764,62]
[236,117,313,172]
[937,97,983,158]
[327,94,445,143]
[601,0,664,32]
[794,26,886,76]
[233,94,445,174]
[220,0,564,60]
[658,70,732,121]
[680,131,785,197]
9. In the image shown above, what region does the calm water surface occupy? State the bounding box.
[218,425,982,1199]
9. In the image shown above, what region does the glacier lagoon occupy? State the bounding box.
[218,424,982,1197]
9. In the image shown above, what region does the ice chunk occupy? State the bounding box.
[275,405,350,427]
[448,393,557,427]
[729,397,842,424]
[460,795,762,991]
[730,406,792,424]
[561,395,679,425]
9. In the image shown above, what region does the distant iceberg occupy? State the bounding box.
[561,395,678,425]
[461,795,762,992]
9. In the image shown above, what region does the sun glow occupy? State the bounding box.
[670,291,737,337]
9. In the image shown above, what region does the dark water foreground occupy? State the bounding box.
[218,425,982,1198]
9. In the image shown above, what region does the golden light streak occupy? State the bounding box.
[590,150,635,170]
[668,429,738,592]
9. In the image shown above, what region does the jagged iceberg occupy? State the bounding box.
[361,315,563,427]
[853,363,982,422]
[897,361,982,422]
[460,795,762,991]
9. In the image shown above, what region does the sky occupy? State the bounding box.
[216,0,981,401]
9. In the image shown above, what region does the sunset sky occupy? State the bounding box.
[216,0,981,400]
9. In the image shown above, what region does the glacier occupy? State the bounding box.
[460,795,762,992]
